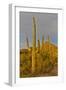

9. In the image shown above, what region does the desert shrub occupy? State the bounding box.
[20,53,32,77]
[38,51,53,73]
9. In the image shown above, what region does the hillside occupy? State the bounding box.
[20,42,58,77]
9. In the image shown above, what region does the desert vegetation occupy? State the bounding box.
[20,42,58,78]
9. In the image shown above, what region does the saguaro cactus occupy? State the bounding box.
[42,35,44,48]
[32,16,36,74]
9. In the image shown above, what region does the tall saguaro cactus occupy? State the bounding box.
[26,36,29,48]
[25,32,29,49]
[42,35,44,48]
[37,31,40,53]
[32,16,36,74]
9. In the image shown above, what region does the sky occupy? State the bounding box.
[20,12,58,49]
